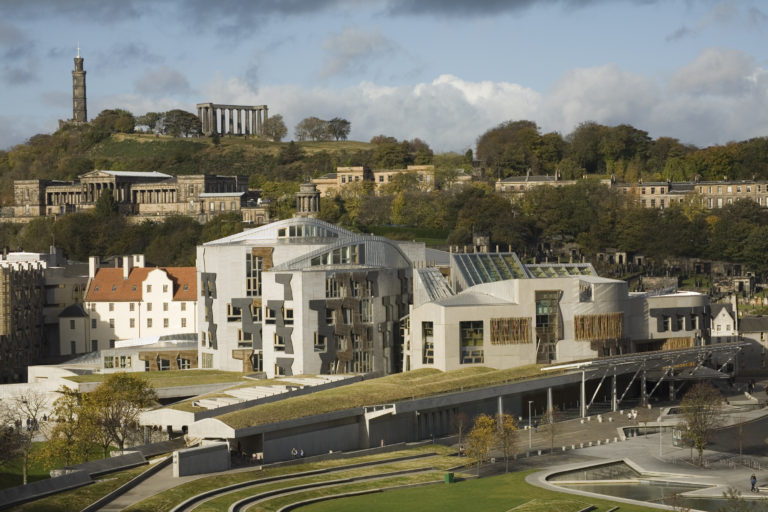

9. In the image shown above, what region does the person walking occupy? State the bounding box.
[751,473,757,493]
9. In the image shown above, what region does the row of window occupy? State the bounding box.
[77,317,188,329]
[104,302,187,312]
[325,278,372,298]
[92,284,189,294]
[659,314,700,332]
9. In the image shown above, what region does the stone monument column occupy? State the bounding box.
[72,48,87,123]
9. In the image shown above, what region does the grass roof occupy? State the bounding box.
[219,365,559,429]
[64,370,248,388]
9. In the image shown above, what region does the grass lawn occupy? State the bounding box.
[219,366,561,429]
[0,442,109,490]
[64,369,248,388]
[15,465,151,512]
[298,470,662,512]
[124,445,452,512]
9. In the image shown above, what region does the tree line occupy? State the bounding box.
[477,120,768,183]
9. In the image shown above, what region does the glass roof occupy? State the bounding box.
[525,263,596,278]
[451,252,527,287]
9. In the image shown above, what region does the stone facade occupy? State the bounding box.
[196,103,268,136]
[8,171,269,225]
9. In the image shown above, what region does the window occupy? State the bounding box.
[158,358,170,371]
[163,303,169,312]
[459,321,484,364]
[422,321,434,364]
[314,333,326,351]
[326,278,339,298]
[275,363,286,376]
[676,315,684,330]
[130,318,135,328]
[163,285,168,293]
[246,252,262,296]
[238,329,253,347]
[147,303,152,312]
[325,308,334,325]
[109,303,114,312]
[342,308,352,325]
[202,353,213,369]
[119,355,131,368]
[181,302,186,311]
[147,318,153,328]
[360,299,372,323]
[661,315,671,332]
[91,319,97,329]
[265,308,276,324]
[177,357,191,370]
[147,284,152,293]
[227,304,242,322]
[689,314,699,330]
[130,303,135,312]
[163,318,169,328]
[284,308,294,325]
[112,285,116,291]
[181,318,187,328]
[69,319,75,330]
[274,333,285,351]
[109,318,115,328]
[109,339,115,348]
[91,340,98,352]
[71,341,76,354]
[250,303,261,322]
[104,356,114,369]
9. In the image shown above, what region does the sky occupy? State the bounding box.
[0,0,767,153]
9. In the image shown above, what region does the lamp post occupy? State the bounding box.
[658,415,662,457]
[528,400,534,450]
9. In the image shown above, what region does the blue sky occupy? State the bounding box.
[0,0,767,153]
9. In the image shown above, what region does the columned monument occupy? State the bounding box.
[72,46,87,123]
[196,103,268,136]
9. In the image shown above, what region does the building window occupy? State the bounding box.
[163,318,169,328]
[325,308,334,325]
[360,299,372,323]
[284,308,294,325]
[202,353,213,369]
[689,314,699,330]
[163,284,168,293]
[181,302,186,311]
[109,339,115,348]
[227,304,242,322]
[314,333,326,351]
[661,315,671,332]
[158,358,170,371]
[130,318,135,328]
[147,318,153,328]
[91,319,97,329]
[109,303,114,312]
[265,308,276,324]
[422,321,434,364]
[676,315,684,330]
[246,252,262,297]
[274,334,285,351]
[250,303,261,322]
[163,302,168,312]
[147,284,152,293]
[91,340,98,352]
[109,318,115,328]
[147,303,152,312]
[275,363,286,376]
[177,357,191,370]
[181,318,187,328]
[459,321,484,364]
[69,319,75,330]
[326,278,339,298]
[130,303,135,312]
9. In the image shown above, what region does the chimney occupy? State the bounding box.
[123,255,133,280]
[89,256,99,278]
[134,254,145,268]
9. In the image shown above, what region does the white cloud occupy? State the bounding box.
[134,66,192,97]
[319,27,399,79]
[670,47,754,95]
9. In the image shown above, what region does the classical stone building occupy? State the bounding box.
[196,103,268,136]
[313,165,471,196]
[9,170,269,224]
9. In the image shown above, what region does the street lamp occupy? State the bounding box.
[528,400,534,450]
[657,415,662,457]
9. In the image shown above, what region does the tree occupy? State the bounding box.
[452,412,469,451]
[327,118,351,141]
[88,373,157,453]
[161,109,201,138]
[540,406,564,454]
[263,114,288,142]
[465,413,496,476]
[0,390,49,484]
[91,109,135,134]
[136,112,162,132]
[496,413,518,473]
[42,387,93,467]
[93,188,119,218]
[295,117,329,141]
[681,382,723,466]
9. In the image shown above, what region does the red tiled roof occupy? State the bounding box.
[85,267,197,302]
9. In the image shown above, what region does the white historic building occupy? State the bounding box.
[197,217,414,377]
[405,253,710,372]
[61,255,197,356]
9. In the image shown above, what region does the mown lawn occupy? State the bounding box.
[219,366,560,429]
[0,442,109,490]
[298,470,662,512]
[64,369,248,388]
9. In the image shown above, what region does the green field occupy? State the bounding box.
[64,369,248,388]
[298,470,660,512]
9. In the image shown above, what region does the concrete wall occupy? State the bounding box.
[0,470,91,511]
[172,443,230,477]
[262,416,360,463]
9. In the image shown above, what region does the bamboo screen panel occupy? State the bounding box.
[574,312,624,341]
[490,317,531,344]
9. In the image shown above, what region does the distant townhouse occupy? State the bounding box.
[495,172,612,196]
[67,255,197,359]
[313,165,470,196]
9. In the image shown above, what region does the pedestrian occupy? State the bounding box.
[632,410,638,421]
[300,449,304,458]
[751,474,757,493]
[627,411,632,421]
[291,447,298,459]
